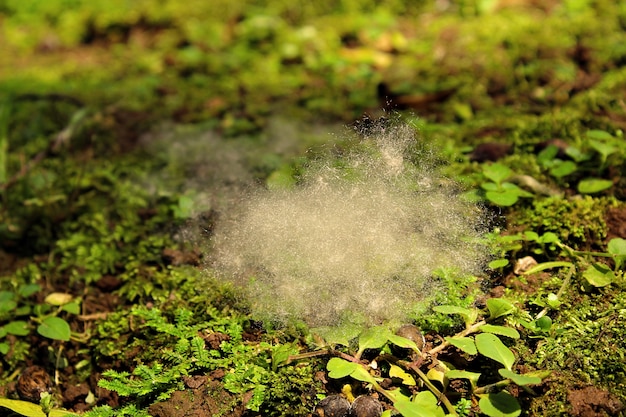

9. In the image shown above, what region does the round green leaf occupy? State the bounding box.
[583,263,614,287]
[577,178,613,194]
[37,317,71,341]
[488,259,509,269]
[446,336,477,355]
[486,298,515,319]
[326,357,359,379]
[358,326,391,352]
[5,320,30,336]
[475,333,515,370]
[485,190,518,206]
[479,324,520,339]
[479,391,521,417]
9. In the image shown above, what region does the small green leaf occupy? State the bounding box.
[586,129,614,141]
[358,326,391,352]
[479,391,521,417]
[4,320,30,336]
[549,160,577,178]
[583,263,614,287]
[395,391,445,417]
[446,336,477,355]
[18,284,41,298]
[486,298,515,319]
[546,293,561,309]
[446,369,481,386]
[498,369,541,386]
[61,301,81,315]
[479,324,520,339]
[350,364,376,383]
[608,238,626,270]
[577,178,613,194]
[37,317,71,341]
[483,163,513,185]
[475,333,515,370]
[387,334,420,353]
[0,342,9,354]
[485,189,519,206]
[389,364,416,385]
[0,398,46,417]
[488,259,509,269]
[326,357,358,379]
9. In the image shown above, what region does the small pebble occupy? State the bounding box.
[313,394,351,417]
[349,395,383,417]
[17,365,53,403]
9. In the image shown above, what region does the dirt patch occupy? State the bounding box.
[568,385,624,417]
[605,206,626,241]
[148,380,246,417]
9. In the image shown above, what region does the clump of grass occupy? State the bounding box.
[210,120,488,327]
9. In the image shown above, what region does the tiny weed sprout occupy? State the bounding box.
[211,120,489,328]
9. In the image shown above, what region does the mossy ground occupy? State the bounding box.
[1,1,626,416]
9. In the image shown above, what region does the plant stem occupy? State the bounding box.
[428,320,486,356]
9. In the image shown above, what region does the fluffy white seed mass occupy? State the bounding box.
[210,122,486,327]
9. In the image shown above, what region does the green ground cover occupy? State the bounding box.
[1,0,625,416]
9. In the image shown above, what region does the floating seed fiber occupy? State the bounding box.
[211,121,487,327]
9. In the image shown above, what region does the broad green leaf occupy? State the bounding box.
[479,391,521,417]
[37,317,71,341]
[313,322,362,346]
[608,238,626,270]
[483,163,512,185]
[589,139,617,159]
[349,364,376,383]
[426,366,447,387]
[501,182,533,197]
[0,342,9,354]
[18,284,41,298]
[485,190,518,207]
[49,410,79,417]
[486,298,515,319]
[4,320,30,336]
[577,178,613,194]
[488,259,509,269]
[475,333,515,370]
[389,364,416,385]
[523,261,573,275]
[358,326,391,352]
[479,324,520,339]
[395,391,445,417]
[0,297,16,314]
[445,369,481,386]
[586,129,614,141]
[387,334,420,352]
[583,263,614,287]
[446,336,477,355]
[0,398,46,417]
[498,369,541,386]
[326,357,359,379]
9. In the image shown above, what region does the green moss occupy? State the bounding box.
[511,196,618,250]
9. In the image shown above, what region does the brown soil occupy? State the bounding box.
[568,386,624,417]
[605,205,626,241]
[148,378,246,417]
